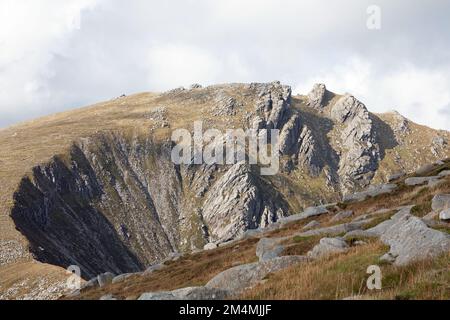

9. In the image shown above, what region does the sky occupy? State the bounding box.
[1,0,450,130]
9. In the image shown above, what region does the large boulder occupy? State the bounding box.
[302,220,320,230]
[343,184,397,203]
[387,172,405,182]
[330,210,353,223]
[431,194,450,212]
[439,209,450,221]
[138,286,229,300]
[331,94,380,192]
[405,176,441,186]
[97,272,115,287]
[307,83,328,110]
[205,256,308,293]
[415,163,436,175]
[300,205,329,219]
[256,237,285,262]
[307,237,349,259]
[380,214,450,266]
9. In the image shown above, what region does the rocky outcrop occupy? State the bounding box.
[331,94,380,192]
[252,81,291,130]
[343,184,397,202]
[380,214,450,266]
[139,286,229,300]
[330,210,353,223]
[307,84,329,110]
[307,237,349,259]
[439,209,450,221]
[405,176,442,186]
[205,256,308,293]
[202,162,289,242]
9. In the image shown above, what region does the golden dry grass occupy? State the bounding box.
[239,242,450,300]
[72,237,259,300]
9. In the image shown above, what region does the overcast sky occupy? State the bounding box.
[1,0,450,130]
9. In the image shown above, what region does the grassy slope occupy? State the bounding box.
[74,161,450,300]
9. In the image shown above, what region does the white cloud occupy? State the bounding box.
[0,0,450,130]
[296,58,450,130]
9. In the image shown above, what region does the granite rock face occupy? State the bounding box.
[331,94,381,193]
[380,214,450,266]
[139,286,229,300]
[205,256,308,293]
[307,237,349,259]
[5,81,450,288]
[202,162,289,242]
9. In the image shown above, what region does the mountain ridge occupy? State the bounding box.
[0,81,449,299]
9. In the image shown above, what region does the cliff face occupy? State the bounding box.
[10,131,290,278]
[3,81,450,283]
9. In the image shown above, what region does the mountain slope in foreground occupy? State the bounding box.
[0,82,449,299]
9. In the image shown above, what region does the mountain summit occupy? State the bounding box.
[0,82,449,299]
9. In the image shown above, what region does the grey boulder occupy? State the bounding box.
[431,194,450,212]
[405,176,441,186]
[439,209,450,221]
[256,237,285,262]
[97,272,115,287]
[206,256,308,293]
[307,237,349,259]
[330,210,353,223]
[380,214,450,266]
[138,286,229,300]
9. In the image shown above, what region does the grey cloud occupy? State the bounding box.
[1,0,450,129]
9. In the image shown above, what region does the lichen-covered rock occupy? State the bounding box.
[438,170,450,177]
[415,163,437,175]
[279,114,302,155]
[302,220,320,230]
[97,272,115,287]
[307,237,349,259]
[387,172,405,182]
[112,273,135,284]
[405,176,441,186]
[256,237,285,262]
[330,210,353,223]
[206,256,308,293]
[213,91,242,116]
[296,220,370,238]
[202,162,288,242]
[439,209,450,221]
[380,214,450,266]
[203,242,218,250]
[343,184,397,202]
[431,194,450,212]
[331,94,380,192]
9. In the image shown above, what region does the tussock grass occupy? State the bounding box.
[239,243,450,300]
